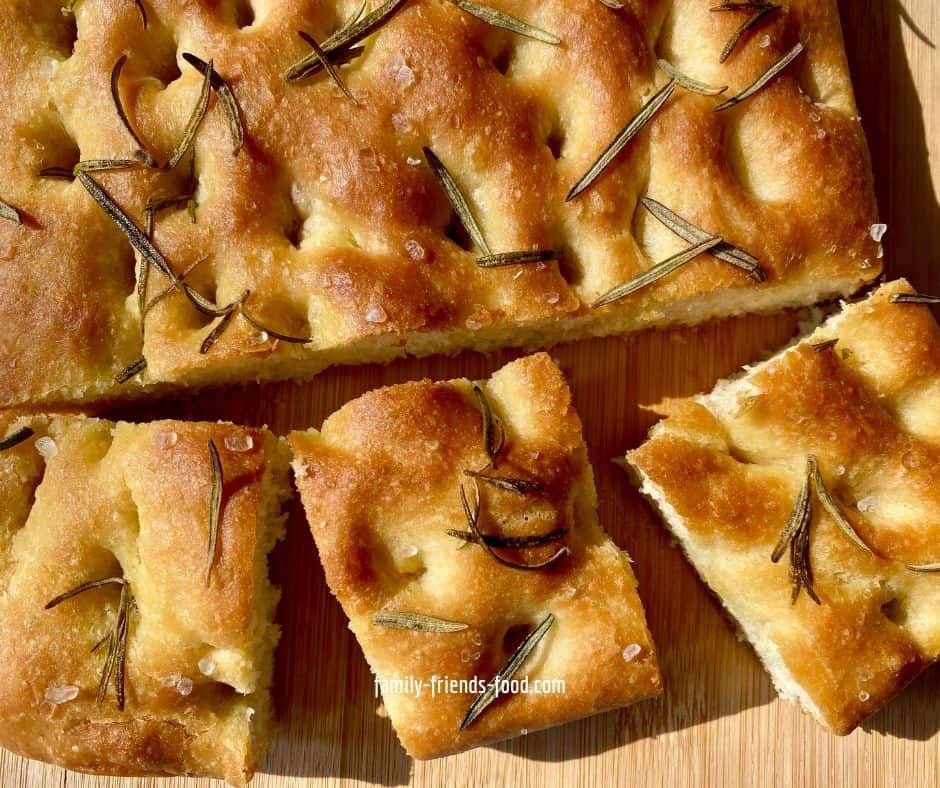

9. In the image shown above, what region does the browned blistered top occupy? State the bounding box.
[0,0,878,407]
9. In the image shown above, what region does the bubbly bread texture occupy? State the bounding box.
[0,0,879,408]
[289,353,661,758]
[625,279,940,734]
[0,414,290,783]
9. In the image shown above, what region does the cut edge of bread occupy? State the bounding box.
[626,460,835,732]
[24,271,875,410]
[230,432,293,784]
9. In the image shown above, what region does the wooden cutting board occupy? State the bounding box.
[4,1,939,785]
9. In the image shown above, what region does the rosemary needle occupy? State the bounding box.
[111,55,158,167]
[371,611,469,632]
[206,439,223,586]
[714,42,804,112]
[592,236,722,308]
[424,147,491,256]
[471,384,504,465]
[446,0,561,45]
[0,426,34,452]
[460,613,555,730]
[567,80,677,201]
[182,53,245,155]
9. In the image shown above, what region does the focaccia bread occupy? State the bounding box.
[0,0,878,408]
[625,279,940,734]
[0,414,290,783]
[289,353,661,758]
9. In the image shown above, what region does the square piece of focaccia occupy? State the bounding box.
[0,0,879,408]
[289,353,661,758]
[626,279,940,735]
[0,414,291,783]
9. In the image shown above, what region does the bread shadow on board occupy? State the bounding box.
[839,0,940,292]
[262,497,413,785]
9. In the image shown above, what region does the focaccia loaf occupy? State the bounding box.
[289,353,661,758]
[0,0,878,407]
[0,414,290,783]
[626,279,940,734]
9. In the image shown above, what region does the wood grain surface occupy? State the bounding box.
[4,1,939,786]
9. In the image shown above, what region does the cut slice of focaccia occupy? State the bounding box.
[626,279,940,734]
[0,0,879,408]
[289,353,661,758]
[0,414,290,784]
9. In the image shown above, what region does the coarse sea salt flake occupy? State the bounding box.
[622,644,642,662]
[45,685,79,705]
[36,436,57,460]
[224,433,254,453]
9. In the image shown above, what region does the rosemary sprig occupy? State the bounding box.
[657,59,727,95]
[0,426,34,452]
[447,526,569,549]
[114,357,147,384]
[809,458,875,556]
[459,483,569,570]
[424,147,491,256]
[297,32,359,104]
[45,576,132,709]
[471,384,504,465]
[446,0,561,45]
[111,55,158,167]
[76,172,177,282]
[891,293,940,305]
[284,0,407,81]
[475,249,555,268]
[0,198,21,224]
[206,439,223,586]
[810,338,838,353]
[640,197,764,280]
[182,53,245,155]
[463,469,544,495]
[165,59,213,170]
[459,612,555,730]
[714,42,804,112]
[719,3,780,63]
[592,236,721,308]
[771,456,819,604]
[566,79,677,201]
[371,611,469,632]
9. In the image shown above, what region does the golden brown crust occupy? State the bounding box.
[0,0,878,407]
[0,413,289,783]
[289,353,661,758]
[627,279,940,735]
